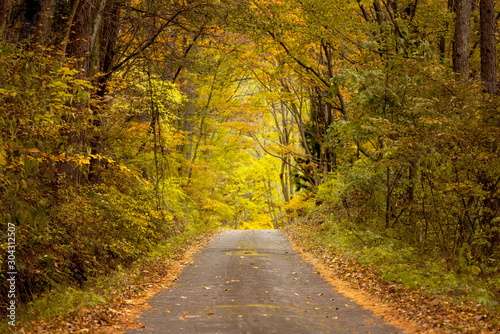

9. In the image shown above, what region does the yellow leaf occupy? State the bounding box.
[0,150,6,166]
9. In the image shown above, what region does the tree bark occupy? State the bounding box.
[89,0,122,182]
[0,0,13,38]
[37,0,56,46]
[66,0,95,74]
[62,0,81,55]
[91,0,107,55]
[264,179,279,229]
[373,0,385,25]
[480,0,497,93]
[97,0,121,92]
[452,0,472,78]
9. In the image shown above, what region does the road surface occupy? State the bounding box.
[127,230,403,333]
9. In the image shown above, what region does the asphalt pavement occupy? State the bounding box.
[126,229,404,334]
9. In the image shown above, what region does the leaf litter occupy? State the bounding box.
[21,231,218,333]
[285,225,500,334]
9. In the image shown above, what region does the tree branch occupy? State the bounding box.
[99,8,187,82]
[267,30,330,88]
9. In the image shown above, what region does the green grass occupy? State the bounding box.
[289,218,500,314]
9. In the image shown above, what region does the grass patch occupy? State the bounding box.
[285,216,500,333]
[302,216,499,310]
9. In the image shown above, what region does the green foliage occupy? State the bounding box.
[314,53,500,291]
[314,219,498,310]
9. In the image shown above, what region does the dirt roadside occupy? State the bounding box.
[23,227,498,333]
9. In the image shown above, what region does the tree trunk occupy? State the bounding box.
[0,0,13,38]
[91,0,107,55]
[96,0,120,88]
[89,0,122,182]
[264,179,279,229]
[438,0,455,61]
[452,0,472,78]
[37,0,56,46]
[479,0,497,93]
[62,0,81,54]
[234,212,240,230]
[233,194,240,230]
[65,0,94,74]
[373,0,386,25]
[280,161,290,204]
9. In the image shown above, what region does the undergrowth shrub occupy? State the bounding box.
[313,57,500,310]
[314,218,498,311]
[0,44,213,313]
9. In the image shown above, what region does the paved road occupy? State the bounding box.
[127,230,403,333]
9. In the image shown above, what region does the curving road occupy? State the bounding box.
[127,230,403,334]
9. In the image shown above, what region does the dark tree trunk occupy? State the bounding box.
[88,0,121,182]
[0,0,12,37]
[66,0,95,74]
[438,0,455,61]
[37,0,56,46]
[98,0,121,92]
[480,0,497,93]
[373,0,385,24]
[452,0,472,78]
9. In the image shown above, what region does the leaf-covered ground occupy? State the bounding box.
[12,225,499,333]
[10,231,217,334]
[285,223,500,334]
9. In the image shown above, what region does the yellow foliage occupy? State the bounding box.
[239,214,274,230]
[0,149,6,166]
[284,191,315,218]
